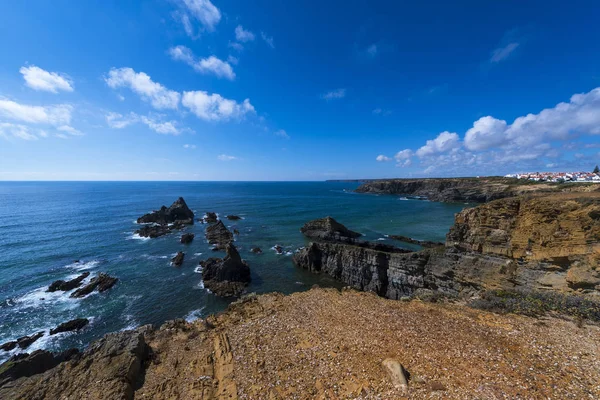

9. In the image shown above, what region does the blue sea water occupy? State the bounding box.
[0,181,467,362]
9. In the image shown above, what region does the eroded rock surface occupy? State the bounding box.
[171,251,185,267]
[205,220,234,251]
[300,216,361,242]
[201,244,250,297]
[137,197,194,225]
[70,273,118,298]
[50,318,89,335]
[47,272,90,292]
[180,233,194,244]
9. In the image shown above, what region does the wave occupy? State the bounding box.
[66,260,100,271]
[194,266,203,274]
[128,233,150,241]
[377,238,386,241]
[193,253,203,257]
[185,307,206,322]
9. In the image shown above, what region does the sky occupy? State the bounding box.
[1,0,600,181]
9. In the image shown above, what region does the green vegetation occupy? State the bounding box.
[594,165,599,174]
[469,289,600,323]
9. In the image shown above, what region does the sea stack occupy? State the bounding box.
[200,244,251,297]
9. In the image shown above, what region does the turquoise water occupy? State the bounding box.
[0,181,466,362]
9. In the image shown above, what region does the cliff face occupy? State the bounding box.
[295,193,600,296]
[354,177,598,203]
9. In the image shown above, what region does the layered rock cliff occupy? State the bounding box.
[355,177,598,203]
[294,193,600,296]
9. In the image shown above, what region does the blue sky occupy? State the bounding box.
[1,0,599,180]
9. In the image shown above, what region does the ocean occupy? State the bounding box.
[0,181,466,362]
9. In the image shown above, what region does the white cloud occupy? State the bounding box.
[228,41,244,52]
[416,131,460,157]
[235,25,255,42]
[169,46,235,80]
[490,42,519,63]
[178,0,221,35]
[464,116,508,151]
[0,123,38,141]
[261,32,275,48]
[106,112,139,129]
[376,155,391,162]
[366,44,378,57]
[218,154,237,161]
[183,144,197,149]
[321,88,346,101]
[141,116,179,135]
[394,149,413,167]
[182,91,255,122]
[227,55,239,65]
[57,125,83,136]
[275,129,289,139]
[105,67,180,110]
[0,99,72,126]
[20,65,73,93]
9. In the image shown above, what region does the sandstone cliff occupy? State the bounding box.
[355,177,598,203]
[294,193,600,296]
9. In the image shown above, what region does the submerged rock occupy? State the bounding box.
[300,216,362,242]
[205,220,234,250]
[17,332,44,349]
[273,245,284,254]
[250,247,262,254]
[47,272,90,292]
[201,244,251,297]
[171,251,185,267]
[137,197,194,225]
[180,233,195,244]
[70,273,118,298]
[50,318,89,335]
[226,215,242,220]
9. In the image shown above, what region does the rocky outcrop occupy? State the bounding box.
[201,244,251,297]
[137,197,194,225]
[355,177,599,203]
[171,252,185,267]
[205,220,234,250]
[300,216,361,242]
[1,332,46,352]
[70,273,118,298]
[295,194,600,297]
[180,233,194,244]
[47,272,90,292]
[50,318,89,335]
[0,327,151,399]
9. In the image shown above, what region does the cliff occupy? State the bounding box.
[2,288,599,399]
[354,177,598,203]
[294,193,600,296]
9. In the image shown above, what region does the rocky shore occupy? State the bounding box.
[355,177,599,203]
[2,288,598,399]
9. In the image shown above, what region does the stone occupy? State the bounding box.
[180,233,195,244]
[201,244,251,297]
[70,273,118,298]
[50,318,89,335]
[205,220,234,250]
[382,359,408,391]
[171,252,185,267]
[47,272,90,292]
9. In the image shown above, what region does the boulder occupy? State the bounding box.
[250,247,262,254]
[300,217,361,242]
[226,215,242,220]
[47,272,90,292]
[204,212,218,223]
[50,318,89,335]
[171,252,185,267]
[70,273,118,298]
[180,233,195,244]
[201,244,251,297]
[205,220,234,250]
[137,197,194,225]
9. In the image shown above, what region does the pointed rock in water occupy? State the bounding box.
[201,244,251,297]
[47,272,90,292]
[137,197,194,225]
[50,318,89,335]
[180,233,195,244]
[70,273,118,298]
[171,251,185,267]
[204,212,218,223]
[300,216,361,242]
[226,215,242,220]
[17,332,44,349]
[205,220,234,250]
